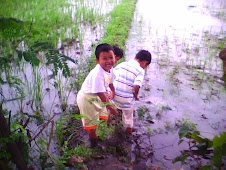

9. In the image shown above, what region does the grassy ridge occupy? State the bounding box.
[103,0,137,48]
[87,0,137,70]
[0,0,73,46]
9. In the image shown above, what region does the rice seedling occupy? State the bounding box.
[147,126,155,134]
[164,121,175,133]
[137,105,149,120]
[31,67,44,113]
[54,72,74,111]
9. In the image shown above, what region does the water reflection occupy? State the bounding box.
[126,0,226,169]
[127,0,225,71]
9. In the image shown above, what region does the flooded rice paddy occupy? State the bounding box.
[125,0,226,169]
[86,0,226,169]
[1,0,225,169]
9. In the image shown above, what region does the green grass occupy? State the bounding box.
[0,0,73,47]
[80,0,138,82]
[103,0,137,48]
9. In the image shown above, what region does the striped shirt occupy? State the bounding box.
[113,59,145,110]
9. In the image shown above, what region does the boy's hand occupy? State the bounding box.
[97,92,118,115]
[108,105,119,116]
[109,91,115,100]
[107,115,112,123]
[134,95,139,101]
[133,85,140,101]
[108,83,115,100]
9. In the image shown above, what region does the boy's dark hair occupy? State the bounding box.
[95,43,114,59]
[135,50,152,64]
[113,45,124,58]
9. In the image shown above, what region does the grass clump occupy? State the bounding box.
[137,105,149,120]
[75,0,138,89]
[104,0,137,47]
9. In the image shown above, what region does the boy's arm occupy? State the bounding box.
[133,85,140,101]
[97,92,119,115]
[108,83,115,100]
[133,70,144,101]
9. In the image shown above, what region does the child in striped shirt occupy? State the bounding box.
[113,50,152,134]
[113,45,124,64]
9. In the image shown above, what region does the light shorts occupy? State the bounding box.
[77,90,109,130]
[112,100,135,128]
[121,109,134,128]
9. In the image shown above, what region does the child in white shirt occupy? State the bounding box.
[77,43,119,146]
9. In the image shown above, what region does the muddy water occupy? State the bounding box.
[126,0,226,169]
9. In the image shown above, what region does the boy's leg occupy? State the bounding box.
[84,126,100,140]
[122,109,134,127]
[122,109,135,135]
[88,128,97,139]
[99,115,109,120]
[99,106,109,121]
[86,128,99,147]
[100,100,119,122]
[77,91,101,146]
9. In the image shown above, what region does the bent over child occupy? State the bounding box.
[77,43,119,146]
[107,45,124,99]
[113,50,152,134]
[113,45,124,64]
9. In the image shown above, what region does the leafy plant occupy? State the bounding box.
[0,107,31,169]
[211,132,226,168]
[173,122,226,169]
[147,126,155,134]
[155,102,172,119]
[56,114,71,146]
[137,105,149,120]
[97,120,115,141]
[60,143,92,168]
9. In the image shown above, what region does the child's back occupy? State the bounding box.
[113,50,151,134]
[113,59,145,109]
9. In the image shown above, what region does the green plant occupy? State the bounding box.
[76,6,104,26]
[0,106,31,169]
[155,102,172,119]
[56,112,83,145]
[164,121,174,133]
[97,120,115,141]
[137,105,149,120]
[56,114,71,146]
[147,126,154,134]
[60,143,93,166]
[32,68,44,112]
[54,73,73,112]
[173,122,226,169]
[217,39,225,50]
